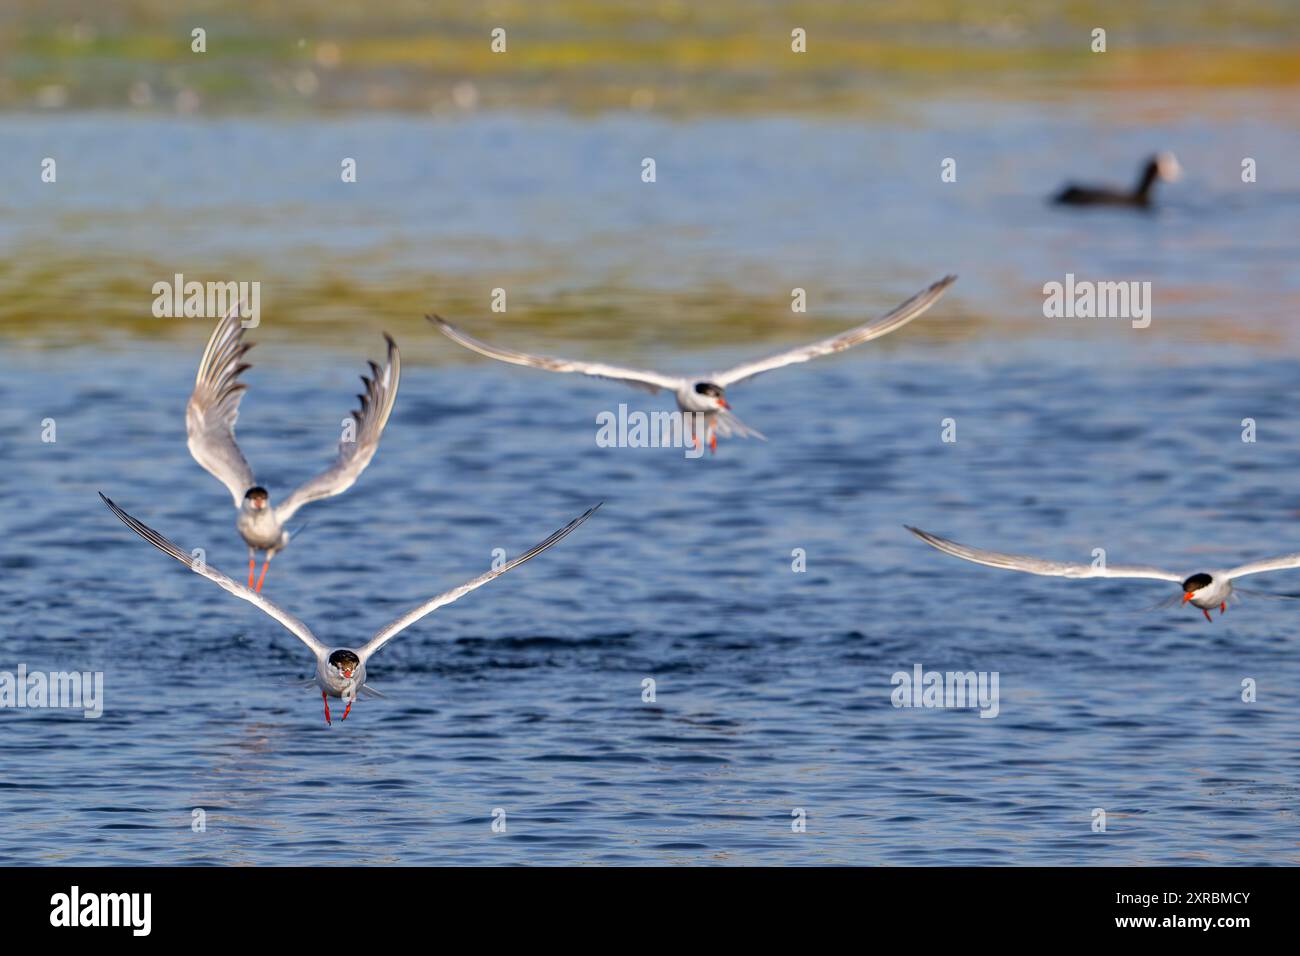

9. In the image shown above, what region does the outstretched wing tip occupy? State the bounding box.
[713,276,955,387]
[923,274,957,299]
[906,525,943,545]
[552,502,601,539]
[360,500,600,660]
[101,492,326,655]
[99,490,128,519]
[187,310,257,504]
[273,330,403,522]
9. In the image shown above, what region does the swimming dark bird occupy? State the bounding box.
[1053,152,1181,208]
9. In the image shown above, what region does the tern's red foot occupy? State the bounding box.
[1220,601,1226,615]
[255,561,269,593]
[322,691,332,726]
[1202,608,1213,622]
[341,698,353,721]
[709,432,717,453]
[248,557,256,589]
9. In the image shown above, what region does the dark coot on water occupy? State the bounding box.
[1053,152,1181,207]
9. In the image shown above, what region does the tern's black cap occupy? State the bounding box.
[1181,573,1212,592]
[244,486,269,500]
[694,382,724,397]
[329,650,361,670]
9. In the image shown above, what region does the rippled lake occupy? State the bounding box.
[2,97,1299,864]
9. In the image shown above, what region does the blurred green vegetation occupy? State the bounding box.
[3,2,1297,354]
[0,250,988,359]
[2,0,1298,114]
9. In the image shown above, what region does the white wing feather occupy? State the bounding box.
[1223,554,1300,579]
[429,315,683,394]
[186,305,256,506]
[712,275,956,388]
[274,334,401,524]
[358,504,600,663]
[906,526,1181,582]
[100,493,328,658]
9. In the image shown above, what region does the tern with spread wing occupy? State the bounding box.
[906,525,1300,621]
[101,493,599,724]
[430,275,955,453]
[186,305,400,592]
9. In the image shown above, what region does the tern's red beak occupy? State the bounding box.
[719,399,731,409]
[1181,592,1194,604]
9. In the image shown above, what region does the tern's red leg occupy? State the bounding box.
[709,429,717,454]
[248,556,256,589]
[1220,601,1226,616]
[322,691,332,725]
[341,698,353,721]
[255,559,271,593]
[1202,608,1213,622]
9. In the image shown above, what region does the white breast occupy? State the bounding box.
[237,508,284,550]
[676,385,714,413]
[1191,577,1233,608]
[315,658,366,699]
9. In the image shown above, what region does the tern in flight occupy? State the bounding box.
[101,493,599,724]
[906,525,1300,621]
[429,275,955,453]
[186,306,400,592]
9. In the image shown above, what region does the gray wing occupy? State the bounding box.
[1224,554,1300,579]
[99,493,328,657]
[712,275,956,388]
[186,305,256,506]
[274,334,401,524]
[905,526,1181,582]
[429,315,683,394]
[358,504,600,663]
